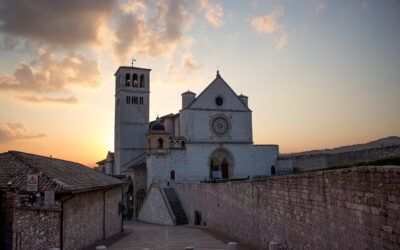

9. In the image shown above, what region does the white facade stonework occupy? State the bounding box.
[112,66,279,190]
[145,71,279,188]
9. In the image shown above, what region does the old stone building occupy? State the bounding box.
[97,66,279,218]
[96,151,115,175]
[145,70,278,188]
[0,151,123,250]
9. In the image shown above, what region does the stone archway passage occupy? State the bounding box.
[209,148,234,179]
[127,184,134,220]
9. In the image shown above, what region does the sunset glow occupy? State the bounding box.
[0,0,399,166]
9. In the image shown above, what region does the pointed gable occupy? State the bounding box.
[186,73,251,112]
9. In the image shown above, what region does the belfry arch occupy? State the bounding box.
[208,147,234,179]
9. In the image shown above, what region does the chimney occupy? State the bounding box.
[181,90,196,109]
[239,94,248,107]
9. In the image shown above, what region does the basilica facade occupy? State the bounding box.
[112,66,279,190]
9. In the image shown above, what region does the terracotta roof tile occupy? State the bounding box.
[0,151,123,194]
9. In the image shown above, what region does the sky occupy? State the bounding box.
[0,0,399,166]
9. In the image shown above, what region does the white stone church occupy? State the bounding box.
[102,65,280,185]
[98,65,279,217]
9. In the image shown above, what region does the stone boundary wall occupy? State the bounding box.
[64,186,122,250]
[278,145,400,171]
[173,166,400,249]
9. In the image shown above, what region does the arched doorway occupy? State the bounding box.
[208,148,234,180]
[170,170,175,180]
[126,177,134,220]
[271,165,276,176]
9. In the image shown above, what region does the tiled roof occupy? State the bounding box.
[96,159,106,165]
[0,151,123,194]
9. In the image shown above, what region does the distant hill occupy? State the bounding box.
[285,136,400,156]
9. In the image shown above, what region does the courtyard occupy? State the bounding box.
[106,221,249,250]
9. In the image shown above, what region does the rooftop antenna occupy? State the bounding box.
[131,58,136,67]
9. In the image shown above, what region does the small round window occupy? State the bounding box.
[215,97,223,106]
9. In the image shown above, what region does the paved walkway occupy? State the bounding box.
[107,221,230,250]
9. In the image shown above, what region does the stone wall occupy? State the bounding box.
[13,208,61,249]
[278,145,400,172]
[173,166,400,249]
[105,186,123,238]
[63,186,122,250]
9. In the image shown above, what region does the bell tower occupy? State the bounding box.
[114,66,151,175]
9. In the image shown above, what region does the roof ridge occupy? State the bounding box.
[9,150,89,167]
[9,151,67,190]
[183,74,252,112]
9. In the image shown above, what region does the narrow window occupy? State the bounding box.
[125,74,130,87]
[271,165,276,176]
[170,170,175,180]
[139,97,143,104]
[128,96,131,104]
[133,96,138,104]
[126,96,129,104]
[157,138,163,149]
[181,141,185,149]
[140,74,145,88]
[133,74,138,87]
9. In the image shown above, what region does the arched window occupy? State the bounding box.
[133,74,138,87]
[271,165,276,176]
[170,170,175,180]
[170,141,174,148]
[140,74,145,88]
[157,138,163,149]
[125,74,130,86]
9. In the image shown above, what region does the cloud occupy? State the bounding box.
[196,0,225,28]
[0,122,46,143]
[112,0,195,62]
[362,1,368,9]
[0,36,20,50]
[0,0,116,49]
[166,63,176,74]
[314,3,326,13]
[0,49,102,93]
[275,33,289,49]
[204,3,225,28]
[181,52,199,72]
[251,7,284,33]
[17,96,79,104]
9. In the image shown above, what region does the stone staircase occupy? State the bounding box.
[163,187,188,225]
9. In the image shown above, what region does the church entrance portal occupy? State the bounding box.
[209,148,234,180]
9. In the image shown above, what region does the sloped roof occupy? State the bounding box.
[0,151,123,194]
[184,72,251,112]
[122,152,146,171]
